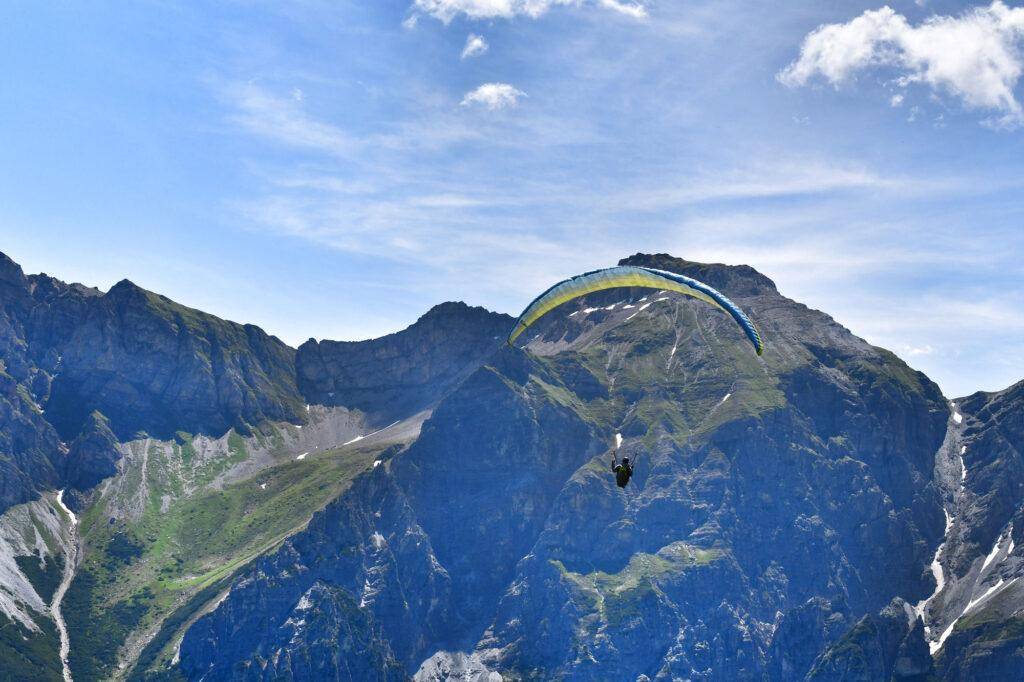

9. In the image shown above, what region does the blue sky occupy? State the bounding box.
[1,0,1022,397]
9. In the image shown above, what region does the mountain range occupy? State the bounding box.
[0,250,1020,681]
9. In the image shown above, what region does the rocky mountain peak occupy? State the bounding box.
[0,251,28,288]
[102,278,150,305]
[417,300,501,325]
[296,303,512,425]
[619,252,778,297]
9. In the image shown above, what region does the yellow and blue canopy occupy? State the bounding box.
[507,265,764,355]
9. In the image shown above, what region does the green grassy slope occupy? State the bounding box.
[66,425,393,681]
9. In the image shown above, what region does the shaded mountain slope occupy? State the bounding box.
[42,278,305,442]
[176,254,950,681]
[929,379,1024,679]
[0,250,517,680]
[0,249,308,515]
[296,301,513,426]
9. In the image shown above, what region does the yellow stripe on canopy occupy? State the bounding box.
[508,268,724,345]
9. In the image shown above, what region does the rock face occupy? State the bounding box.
[0,253,70,514]
[43,278,305,441]
[178,254,952,680]
[296,302,513,425]
[931,380,1024,679]
[0,250,308,515]
[806,599,932,681]
[62,411,120,505]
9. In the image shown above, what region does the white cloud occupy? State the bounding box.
[461,33,489,59]
[413,0,571,22]
[460,82,526,109]
[411,0,645,23]
[890,93,904,107]
[779,2,1024,127]
[597,0,646,19]
[901,343,935,356]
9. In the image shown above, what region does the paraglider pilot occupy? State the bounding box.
[611,448,633,488]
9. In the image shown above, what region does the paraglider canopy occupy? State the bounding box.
[507,265,764,355]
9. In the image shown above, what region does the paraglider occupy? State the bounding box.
[507,265,764,355]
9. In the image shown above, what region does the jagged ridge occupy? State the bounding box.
[176,254,952,681]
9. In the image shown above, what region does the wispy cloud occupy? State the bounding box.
[599,160,924,211]
[460,82,527,109]
[461,33,489,59]
[208,4,1023,397]
[225,82,356,157]
[410,0,646,23]
[779,2,1024,127]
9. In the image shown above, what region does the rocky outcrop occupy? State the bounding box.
[806,599,932,681]
[0,250,309,515]
[296,302,512,425]
[178,254,950,681]
[179,347,599,678]
[930,380,1024,679]
[0,254,65,514]
[43,278,305,441]
[62,411,120,506]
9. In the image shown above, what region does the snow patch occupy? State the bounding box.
[359,579,374,608]
[295,452,308,461]
[719,393,732,405]
[953,412,963,424]
[371,532,386,550]
[55,490,77,526]
[916,509,953,631]
[373,460,382,468]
